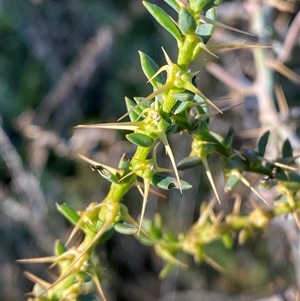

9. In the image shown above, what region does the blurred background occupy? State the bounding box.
[1,0,300,300]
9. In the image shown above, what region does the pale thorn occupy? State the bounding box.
[24,271,50,289]
[147,65,169,83]
[203,254,226,273]
[186,82,223,114]
[293,212,300,230]
[118,82,174,121]
[157,132,182,193]
[273,161,298,171]
[155,244,188,268]
[137,180,167,199]
[198,199,217,226]
[37,220,112,299]
[207,44,273,52]
[75,122,140,131]
[138,179,150,235]
[78,154,118,174]
[200,15,255,36]
[202,157,221,204]
[65,202,108,246]
[232,193,242,214]
[240,176,269,206]
[17,256,57,264]
[92,273,108,301]
[197,41,219,58]
[161,47,173,65]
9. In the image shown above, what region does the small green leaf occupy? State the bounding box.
[257,130,270,157]
[196,8,216,44]
[174,101,191,115]
[143,1,182,43]
[224,174,240,192]
[125,97,142,122]
[54,240,66,256]
[118,153,131,170]
[114,222,138,235]
[163,0,180,12]
[223,126,234,151]
[151,174,192,190]
[178,8,197,35]
[56,203,80,226]
[282,139,293,158]
[126,133,154,147]
[166,123,178,134]
[177,156,202,170]
[173,92,195,102]
[139,51,165,89]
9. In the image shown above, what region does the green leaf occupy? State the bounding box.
[114,222,138,235]
[174,101,191,115]
[139,51,165,88]
[177,156,202,170]
[224,174,240,192]
[56,203,80,226]
[166,123,178,134]
[196,8,216,43]
[126,133,154,147]
[163,0,180,12]
[223,126,234,151]
[178,8,197,35]
[143,1,182,43]
[282,138,293,158]
[151,174,192,190]
[257,130,270,157]
[125,97,142,122]
[54,240,66,256]
[173,92,195,102]
[118,153,131,170]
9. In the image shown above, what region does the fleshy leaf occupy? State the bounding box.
[125,97,142,122]
[126,133,154,147]
[163,0,180,12]
[56,203,80,226]
[143,1,182,43]
[178,7,197,35]
[282,138,293,158]
[177,156,202,170]
[196,8,216,43]
[151,174,192,190]
[114,222,138,235]
[224,173,240,192]
[139,51,165,88]
[257,130,270,157]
